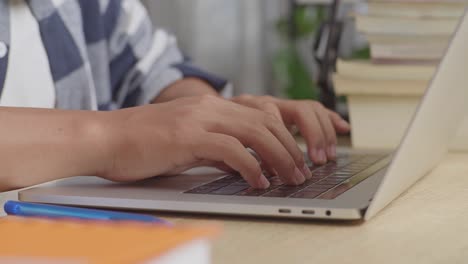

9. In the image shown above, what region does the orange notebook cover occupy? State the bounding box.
[0,216,218,264]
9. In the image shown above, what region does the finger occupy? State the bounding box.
[213,163,237,173]
[312,103,338,160]
[242,103,306,173]
[282,103,327,165]
[193,160,239,173]
[232,98,284,123]
[233,100,310,178]
[192,133,270,189]
[166,160,235,175]
[249,149,277,177]
[237,125,305,185]
[260,159,278,177]
[208,101,306,185]
[258,102,284,123]
[274,101,328,165]
[328,110,351,133]
[244,101,307,172]
[263,113,312,179]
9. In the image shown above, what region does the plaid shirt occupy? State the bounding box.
[0,0,229,110]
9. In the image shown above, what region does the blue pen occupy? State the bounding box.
[4,200,170,225]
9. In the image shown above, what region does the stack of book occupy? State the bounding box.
[334,0,468,149]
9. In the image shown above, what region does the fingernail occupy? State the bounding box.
[259,173,270,189]
[319,149,327,164]
[301,164,312,179]
[294,168,306,184]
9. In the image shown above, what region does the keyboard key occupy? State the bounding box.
[263,186,305,197]
[236,188,271,196]
[320,169,336,175]
[331,171,354,176]
[185,184,226,194]
[262,189,294,197]
[335,158,353,167]
[321,163,335,168]
[229,182,251,187]
[327,176,352,182]
[291,189,324,199]
[359,156,383,164]
[277,185,307,192]
[187,154,390,199]
[303,178,322,185]
[318,184,350,199]
[209,175,242,185]
[339,169,360,174]
[303,184,331,192]
[317,178,346,185]
[312,173,331,178]
[346,165,368,170]
[313,182,338,189]
[310,175,329,181]
[309,164,321,170]
[313,169,333,175]
[303,188,328,194]
[314,167,331,173]
[211,184,249,195]
[318,164,389,199]
[328,174,353,179]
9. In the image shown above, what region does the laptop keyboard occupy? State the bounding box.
[185,154,389,200]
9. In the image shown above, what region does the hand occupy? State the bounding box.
[99,95,312,189]
[230,95,350,165]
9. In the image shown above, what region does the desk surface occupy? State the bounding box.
[161,153,468,264]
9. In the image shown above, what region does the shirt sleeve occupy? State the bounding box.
[104,0,231,108]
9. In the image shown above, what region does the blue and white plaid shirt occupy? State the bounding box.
[0,0,229,110]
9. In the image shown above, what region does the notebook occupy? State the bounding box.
[0,216,218,264]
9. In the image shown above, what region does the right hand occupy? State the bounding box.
[98,95,312,189]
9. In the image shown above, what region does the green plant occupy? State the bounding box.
[273,6,325,100]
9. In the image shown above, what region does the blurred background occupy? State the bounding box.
[142,0,366,99]
[142,0,467,150]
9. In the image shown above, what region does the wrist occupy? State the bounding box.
[153,78,218,103]
[76,111,117,177]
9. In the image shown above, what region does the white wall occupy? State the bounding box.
[143,0,287,96]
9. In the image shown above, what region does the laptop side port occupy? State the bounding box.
[278,209,291,214]
[302,210,315,215]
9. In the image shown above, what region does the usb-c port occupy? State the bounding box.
[278,209,291,214]
[302,210,315,215]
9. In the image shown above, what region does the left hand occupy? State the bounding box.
[230,95,351,165]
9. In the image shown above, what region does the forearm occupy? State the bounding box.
[152,78,219,103]
[0,107,109,191]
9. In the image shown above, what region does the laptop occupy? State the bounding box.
[19,11,468,221]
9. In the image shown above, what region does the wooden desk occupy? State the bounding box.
[161,153,468,264]
[2,150,466,263]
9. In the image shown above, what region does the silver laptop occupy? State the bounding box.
[19,12,468,221]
